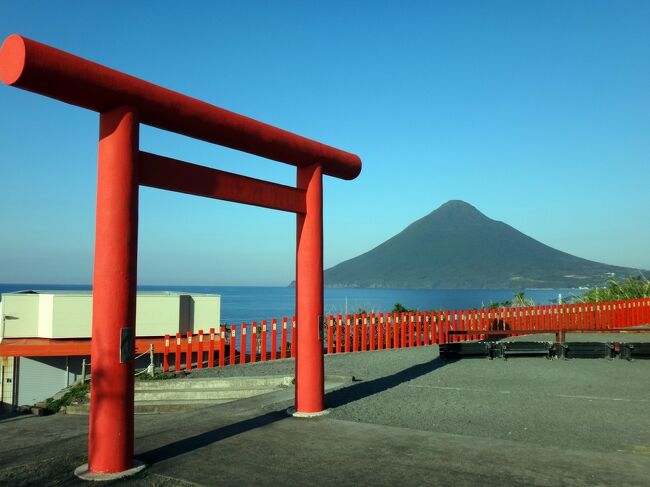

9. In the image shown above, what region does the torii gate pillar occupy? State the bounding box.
[88,106,140,473]
[295,163,324,414]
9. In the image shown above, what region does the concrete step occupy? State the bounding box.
[134,375,293,390]
[134,386,282,401]
[65,399,235,415]
[133,399,234,414]
[62,375,352,415]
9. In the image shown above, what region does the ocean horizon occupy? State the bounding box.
[0,283,584,325]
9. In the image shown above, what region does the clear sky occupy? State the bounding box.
[0,1,648,286]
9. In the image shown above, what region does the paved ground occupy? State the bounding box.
[1,335,649,486]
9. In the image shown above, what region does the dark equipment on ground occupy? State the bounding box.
[439,340,649,361]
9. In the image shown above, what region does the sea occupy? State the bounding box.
[0,284,585,325]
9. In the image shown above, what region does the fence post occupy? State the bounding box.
[175,333,181,372]
[393,313,399,349]
[241,323,248,365]
[421,313,426,344]
[361,313,367,352]
[81,358,87,383]
[375,313,384,350]
[345,315,351,353]
[186,331,193,371]
[369,313,376,351]
[271,319,278,361]
[197,330,204,369]
[281,317,288,359]
[261,320,268,362]
[420,312,431,347]
[336,315,343,353]
[413,311,422,347]
[219,326,226,367]
[208,328,215,368]
[148,344,154,377]
[445,310,451,344]
[570,304,576,330]
[229,327,236,366]
[461,310,468,342]
[327,316,334,354]
[163,334,170,373]
[451,311,458,343]
[353,313,359,352]
[291,316,297,358]
[251,322,258,363]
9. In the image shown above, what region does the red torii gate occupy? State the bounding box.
[0,35,361,477]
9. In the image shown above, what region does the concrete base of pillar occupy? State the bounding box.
[74,460,146,481]
[287,406,330,418]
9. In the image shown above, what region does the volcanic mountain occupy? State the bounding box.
[324,200,641,289]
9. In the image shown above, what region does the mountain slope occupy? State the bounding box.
[324,200,640,289]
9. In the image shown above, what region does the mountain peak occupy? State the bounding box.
[324,201,639,289]
[435,200,482,214]
[421,200,488,224]
[439,199,474,209]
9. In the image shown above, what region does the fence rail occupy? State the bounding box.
[161,298,650,372]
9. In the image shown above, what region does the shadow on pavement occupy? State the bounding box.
[138,410,286,465]
[0,412,38,424]
[325,357,449,408]
[139,356,449,466]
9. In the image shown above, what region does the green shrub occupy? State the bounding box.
[136,371,174,381]
[46,381,90,414]
[392,303,411,313]
[575,276,650,303]
[484,292,536,309]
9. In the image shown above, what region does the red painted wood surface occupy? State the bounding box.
[139,152,305,214]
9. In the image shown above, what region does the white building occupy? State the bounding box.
[0,290,220,411]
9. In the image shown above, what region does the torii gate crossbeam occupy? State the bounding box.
[0,34,361,477]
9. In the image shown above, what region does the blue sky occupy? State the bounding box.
[0,1,648,285]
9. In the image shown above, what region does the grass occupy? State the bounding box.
[484,291,537,309]
[45,381,90,414]
[136,370,175,381]
[43,371,175,414]
[575,276,650,303]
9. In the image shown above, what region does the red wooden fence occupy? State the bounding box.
[162,298,650,372]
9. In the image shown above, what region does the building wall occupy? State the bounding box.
[1,292,221,339]
[1,356,16,412]
[193,296,221,331]
[2,294,39,337]
[16,356,76,406]
[135,296,182,336]
[50,296,91,338]
[13,354,158,407]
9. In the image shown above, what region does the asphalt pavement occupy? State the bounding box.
[1,336,649,486]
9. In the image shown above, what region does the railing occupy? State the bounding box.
[80,344,158,382]
[162,297,650,372]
